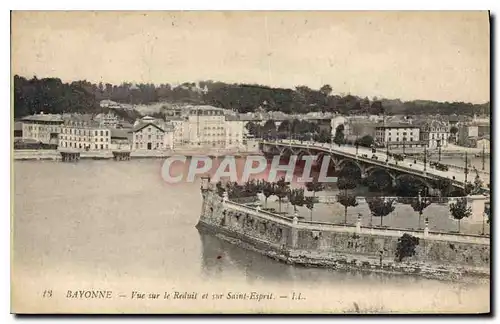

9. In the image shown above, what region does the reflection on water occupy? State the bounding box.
[13,159,489,313]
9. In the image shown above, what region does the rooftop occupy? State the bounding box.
[374,122,419,129]
[21,113,63,123]
[110,129,130,139]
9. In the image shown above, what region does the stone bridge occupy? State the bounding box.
[260,140,490,194]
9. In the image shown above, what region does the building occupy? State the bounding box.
[419,120,449,149]
[132,120,174,150]
[374,123,422,148]
[21,113,64,145]
[476,136,490,151]
[457,124,479,147]
[225,116,245,149]
[186,106,227,148]
[165,116,188,148]
[96,111,119,129]
[59,121,111,150]
[110,129,132,151]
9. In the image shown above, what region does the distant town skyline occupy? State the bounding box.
[12,11,490,104]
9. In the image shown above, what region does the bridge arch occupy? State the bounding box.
[364,166,396,183]
[336,159,364,179]
[296,149,311,162]
[394,174,434,196]
[279,146,295,157]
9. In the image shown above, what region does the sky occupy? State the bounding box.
[11,11,490,103]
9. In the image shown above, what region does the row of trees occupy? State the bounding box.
[216,176,475,233]
[14,75,490,118]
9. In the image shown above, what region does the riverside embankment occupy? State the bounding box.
[197,186,490,282]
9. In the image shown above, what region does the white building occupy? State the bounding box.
[132,120,173,150]
[59,121,111,151]
[166,116,189,147]
[420,120,449,149]
[96,111,119,129]
[374,123,422,148]
[21,113,64,145]
[186,106,227,148]
[225,116,245,149]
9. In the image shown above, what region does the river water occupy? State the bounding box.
[12,159,489,313]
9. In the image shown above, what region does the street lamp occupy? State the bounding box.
[464,151,469,184]
[482,142,486,171]
[423,145,427,172]
[483,201,490,236]
[438,139,442,162]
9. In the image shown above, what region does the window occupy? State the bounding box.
[136,143,139,149]
[105,144,108,149]
[100,144,103,149]
[95,144,98,149]
[148,135,151,140]
[100,130,103,136]
[105,131,108,136]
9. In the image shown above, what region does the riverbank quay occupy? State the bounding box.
[13,149,263,161]
[198,184,490,282]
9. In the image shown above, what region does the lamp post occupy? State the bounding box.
[418,190,423,229]
[483,201,490,236]
[464,151,469,184]
[356,142,359,156]
[482,142,486,171]
[423,145,427,172]
[437,139,442,162]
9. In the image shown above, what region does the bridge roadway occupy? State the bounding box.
[261,140,491,190]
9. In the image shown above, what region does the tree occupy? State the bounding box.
[287,188,305,213]
[369,101,384,115]
[215,181,225,197]
[395,233,420,262]
[411,194,432,229]
[355,135,374,148]
[304,197,315,221]
[449,126,458,143]
[262,120,277,138]
[336,176,358,224]
[245,121,261,137]
[333,124,345,146]
[319,84,333,97]
[305,178,324,221]
[336,192,359,224]
[367,197,396,227]
[337,176,358,192]
[433,178,453,198]
[261,180,275,208]
[274,177,290,213]
[449,198,472,233]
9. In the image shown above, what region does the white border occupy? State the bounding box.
[3,1,498,323]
